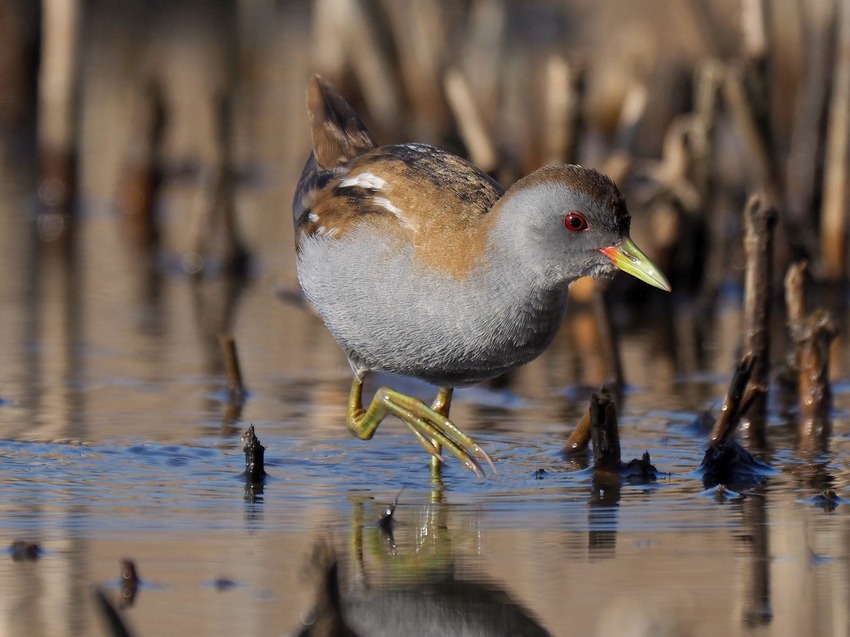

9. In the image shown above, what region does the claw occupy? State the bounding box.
[471,445,497,475]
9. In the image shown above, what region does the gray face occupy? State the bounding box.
[501,165,631,285]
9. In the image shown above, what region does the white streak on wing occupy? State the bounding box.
[316,225,340,238]
[373,197,414,230]
[339,172,386,191]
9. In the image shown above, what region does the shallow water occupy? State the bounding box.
[1,192,850,637]
[1,4,849,634]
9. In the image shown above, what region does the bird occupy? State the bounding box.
[293,75,670,477]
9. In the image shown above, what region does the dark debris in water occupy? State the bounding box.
[241,424,266,483]
[698,439,772,490]
[803,488,845,512]
[619,452,660,484]
[210,577,239,591]
[10,540,41,562]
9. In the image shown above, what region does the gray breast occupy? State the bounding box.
[297,228,569,387]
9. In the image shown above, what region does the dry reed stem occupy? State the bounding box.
[795,309,838,451]
[443,67,498,172]
[740,196,776,446]
[564,408,591,454]
[709,353,757,446]
[784,261,808,327]
[820,0,850,280]
[38,0,80,158]
[589,389,620,471]
[219,334,245,400]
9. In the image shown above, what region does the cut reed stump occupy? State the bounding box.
[219,334,245,403]
[740,196,776,447]
[793,309,838,451]
[702,353,772,489]
[782,261,838,450]
[585,388,657,483]
[241,424,266,484]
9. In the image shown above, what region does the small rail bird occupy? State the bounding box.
[293,75,670,477]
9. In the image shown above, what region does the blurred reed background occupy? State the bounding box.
[0,0,847,314]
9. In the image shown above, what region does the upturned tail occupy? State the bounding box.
[292,76,377,228]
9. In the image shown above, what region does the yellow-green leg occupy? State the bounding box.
[346,376,494,477]
[429,388,453,476]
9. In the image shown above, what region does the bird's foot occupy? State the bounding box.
[346,379,494,477]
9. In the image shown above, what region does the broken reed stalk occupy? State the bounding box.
[563,408,591,454]
[784,260,808,327]
[241,424,266,483]
[781,260,807,393]
[821,0,850,281]
[710,353,760,447]
[740,196,776,447]
[794,309,839,451]
[589,388,620,472]
[219,334,245,401]
[783,259,838,449]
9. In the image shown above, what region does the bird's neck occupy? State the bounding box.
[484,185,571,292]
[460,192,572,351]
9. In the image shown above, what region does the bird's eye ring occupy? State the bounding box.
[564,212,588,232]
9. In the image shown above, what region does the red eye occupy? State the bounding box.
[564,212,588,232]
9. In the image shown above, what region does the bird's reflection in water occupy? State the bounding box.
[289,494,553,637]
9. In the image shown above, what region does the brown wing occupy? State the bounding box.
[301,144,505,277]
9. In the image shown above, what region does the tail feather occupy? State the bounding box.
[307,75,377,168]
[293,76,378,232]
